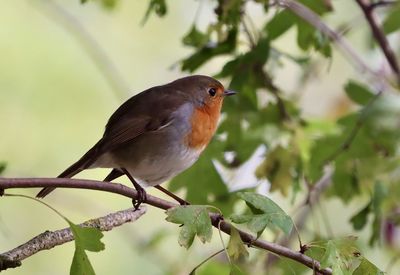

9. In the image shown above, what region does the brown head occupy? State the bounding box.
[170,75,236,150]
[168,75,236,112]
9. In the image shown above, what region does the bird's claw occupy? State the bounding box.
[132,188,147,210]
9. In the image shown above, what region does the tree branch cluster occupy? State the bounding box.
[0,177,332,274]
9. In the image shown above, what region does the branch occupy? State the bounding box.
[0,206,146,271]
[276,0,390,87]
[0,177,332,274]
[355,0,400,84]
[370,1,398,10]
[266,168,334,268]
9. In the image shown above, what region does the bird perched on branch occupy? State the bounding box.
[36,75,236,207]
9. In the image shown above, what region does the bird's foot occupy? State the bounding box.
[132,186,147,210]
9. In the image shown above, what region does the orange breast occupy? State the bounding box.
[186,104,221,150]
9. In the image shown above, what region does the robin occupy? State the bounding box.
[36,75,236,207]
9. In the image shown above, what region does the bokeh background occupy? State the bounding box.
[0,1,398,274]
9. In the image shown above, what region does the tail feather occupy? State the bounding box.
[104,168,124,182]
[36,141,103,198]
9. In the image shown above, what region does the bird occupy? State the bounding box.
[36,75,236,207]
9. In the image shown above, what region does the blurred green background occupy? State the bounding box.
[1,1,398,274]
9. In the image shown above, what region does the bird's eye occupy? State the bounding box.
[208,88,217,97]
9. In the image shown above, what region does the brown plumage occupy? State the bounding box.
[36,75,235,200]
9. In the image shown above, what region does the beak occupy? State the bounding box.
[223,89,236,96]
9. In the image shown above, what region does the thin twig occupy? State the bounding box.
[0,177,332,274]
[189,249,225,274]
[322,90,382,164]
[242,19,257,49]
[370,1,398,9]
[355,0,400,84]
[0,205,146,271]
[276,0,390,87]
[265,168,333,268]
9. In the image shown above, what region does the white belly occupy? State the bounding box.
[128,146,203,187]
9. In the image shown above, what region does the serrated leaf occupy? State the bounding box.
[70,247,95,275]
[320,237,360,273]
[227,226,249,261]
[166,205,213,248]
[231,192,293,236]
[69,222,105,252]
[68,221,104,275]
[320,240,336,269]
[344,81,375,106]
[353,258,384,275]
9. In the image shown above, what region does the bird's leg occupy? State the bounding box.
[121,168,146,210]
[154,185,190,205]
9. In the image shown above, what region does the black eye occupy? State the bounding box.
[208,88,217,97]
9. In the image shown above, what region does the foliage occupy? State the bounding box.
[165,205,213,248]
[230,192,293,237]
[3,0,400,274]
[69,222,105,275]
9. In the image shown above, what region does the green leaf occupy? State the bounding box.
[255,145,300,196]
[265,10,296,40]
[353,258,384,275]
[231,192,293,236]
[350,202,371,230]
[181,28,237,72]
[215,37,270,112]
[80,0,118,8]
[68,221,105,275]
[383,4,400,35]
[165,205,213,249]
[298,0,331,15]
[344,81,375,106]
[229,264,245,275]
[369,182,387,245]
[183,25,209,48]
[227,226,249,261]
[0,162,6,175]
[230,214,253,224]
[320,237,360,273]
[331,158,360,203]
[142,0,167,24]
[296,19,315,51]
[215,0,243,27]
[70,248,95,275]
[320,240,336,269]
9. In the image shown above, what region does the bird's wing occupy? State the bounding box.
[36,85,188,198]
[98,86,188,153]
